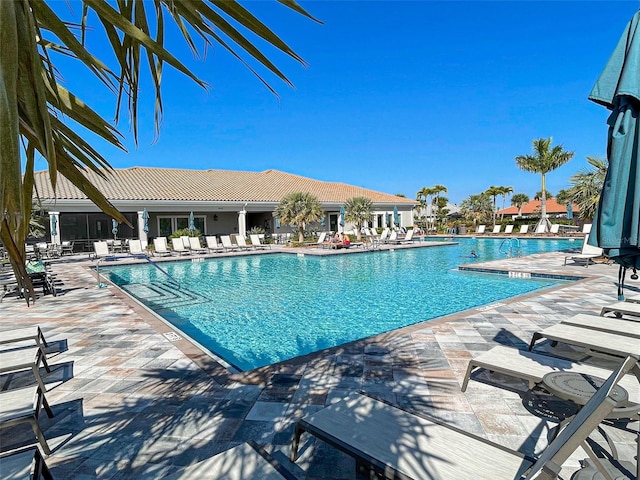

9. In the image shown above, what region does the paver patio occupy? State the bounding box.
[0,244,637,479]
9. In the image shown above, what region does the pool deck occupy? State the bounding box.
[0,241,638,479]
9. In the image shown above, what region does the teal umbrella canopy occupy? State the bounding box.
[189,212,196,231]
[112,219,119,238]
[393,206,399,226]
[339,206,345,227]
[589,10,640,269]
[142,209,149,233]
[50,215,57,237]
[566,204,573,220]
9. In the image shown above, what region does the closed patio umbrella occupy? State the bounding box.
[589,11,640,299]
[50,215,57,237]
[339,206,345,228]
[142,209,149,233]
[112,219,119,239]
[566,204,573,220]
[188,212,196,231]
[393,206,399,227]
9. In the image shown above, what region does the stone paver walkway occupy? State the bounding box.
[0,244,638,479]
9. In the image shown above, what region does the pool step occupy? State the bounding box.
[123,281,211,309]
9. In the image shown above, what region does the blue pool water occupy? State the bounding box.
[103,238,576,370]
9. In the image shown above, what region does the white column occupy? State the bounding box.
[137,211,148,245]
[49,211,60,245]
[238,209,247,237]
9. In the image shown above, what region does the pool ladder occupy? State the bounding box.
[499,238,521,258]
[95,254,180,288]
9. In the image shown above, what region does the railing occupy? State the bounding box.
[499,238,521,258]
[95,254,180,289]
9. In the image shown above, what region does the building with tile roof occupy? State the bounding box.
[34,167,417,248]
[496,198,579,218]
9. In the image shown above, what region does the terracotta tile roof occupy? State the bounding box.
[33,167,417,205]
[497,198,579,215]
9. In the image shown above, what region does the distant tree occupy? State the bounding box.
[515,137,574,231]
[568,156,608,220]
[395,193,407,198]
[416,186,436,229]
[498,186,514,221]
[555,189,571,205]
[460,193,493,226]
[274,192,323,243]
[344,196,373,241]
[431,184,448,227]
[484,186,503,227]
[435,196,450,226]
[534,190,554,201]
[511,193,530,217]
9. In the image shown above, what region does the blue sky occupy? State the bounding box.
[45,1,639,204]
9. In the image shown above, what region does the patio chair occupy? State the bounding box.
[561,313,640,339]
[0,325,48,349]
[528,323,639,360]
[489,225,501,235]
[564,234,603,267]
[235,235,252,251]
[153,237,172,257]
[220,235,240,252]
[171,238,191,256]
[0,346,51,392]
[0,447,53,480]
[128,239,144,255]
[549,224,560,235]
[91,241,110,259]
[188,237,207,254]
[164,441,296,480]
[475,224,486,234]
[518,225,530,235]
[205,236,224,253]
[0,385,55,454]
[249,234,270,250]
[503,224,514,234]
[290,356,636,480]
[582,223,592,235]
[61,240,74,256]
[533,224,547,235]
[601,300,640,319]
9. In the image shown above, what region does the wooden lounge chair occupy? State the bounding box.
[564,234,603,267]
[601,300,640,319]
[0,385,55,454]
[528,323,639,359]
[171,238,191,256]
[461,345,640,406]
[153,237,172,257]
[561,313,640,339]
[205,236,224,253]
[0,446,53,479]
[290,357,636,480]
[164,441,296,480]
[0,325,48,349]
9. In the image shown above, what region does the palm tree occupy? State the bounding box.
[1,0,315,300]
[515,137,574,232]
[511,193,530,217]
[460,193,493,226]
[344,197,373,241]
[431,184,448,229]
[416,186,435,229]
[534,190,554,201]
[568,156,608,220]
[498,186,514,221]
[484,186,503,227]
[274,192,323,243]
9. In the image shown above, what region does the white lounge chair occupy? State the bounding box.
[220,235,240,252]
[153,237,172,257]
[489,225,501,235]
[564,234,603,267]
[503,224,514,234]
[601,300,640,319]
[518,225,529,235]
[235,235,252,251]
[92,241,109,259]
[205,236,223,253]
[582,223,592,234]
[475,224,486,234]
[249,234,270,250]
[561,313,640,339]
[549,224,560,235]
[171,237,191,256]
[188,237,207,254]
[0,385,54,454]
[129,239,144,255]
[533,223,547,235]
[290,357,637,480]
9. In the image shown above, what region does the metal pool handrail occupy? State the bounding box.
[95,254,180,289]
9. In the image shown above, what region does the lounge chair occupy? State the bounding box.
[564,234,603,267]
[91,241,110,259]
[164,441,296,480]
[461,345,640,406]
[549,224,560,235]
[171,238,191,256]
[0,325,48,349]
[180,236,191,251]
[388,229,415,244]
[503,224,514,234]
[235,235,252,251]
[188,237,207,254]
[489,225,501,235]
[0,447,53,480]
[0,346,51,392]
[60,240,74,256]
[129,239,145,255]
[529,323,639,359]
[518,225,530,235]
[290,357,636,480]
[582,223,592,235]
[0,385,54,454]
[220,235,240,252]
[153,237,172,257]
[601,300,640,319]
[561,313,640,339]
[533,224,547,235]
[250,234,270,250]
[475,224,486,234]
[205,236,224,253]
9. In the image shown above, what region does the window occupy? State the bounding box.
[157,216,206,236]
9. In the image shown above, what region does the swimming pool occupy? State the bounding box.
[103,238,576,371]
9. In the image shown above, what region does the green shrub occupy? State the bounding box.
[169,228,201,239]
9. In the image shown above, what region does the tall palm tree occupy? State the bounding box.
[534,190,554,201]
[274,192,323,243]
[431,184,448,229]
[344,196,373,241]
[484,186,503,227]
[1,0,315,301]
[416,186,435,228]
[568,156,608,220]
[511,193,530,217]
[498,186,513,221]
[460,193,493,226]
[515,137,574,232]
